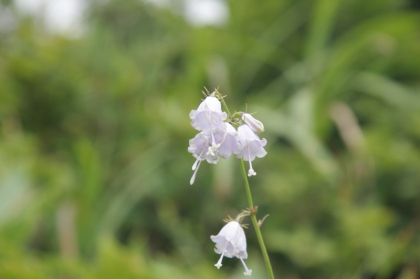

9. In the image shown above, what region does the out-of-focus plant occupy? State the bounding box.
[0,0,419,278]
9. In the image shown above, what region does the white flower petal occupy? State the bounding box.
[190,97,227,134]
[211,221,250,271]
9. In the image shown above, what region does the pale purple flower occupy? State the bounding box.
[214,123,241,159]
[189,96,227,134]
[211,221,252,276]
[242,113,264,134]
[188,132,219,185]
[237,125,267,177]
[190,96,228,156]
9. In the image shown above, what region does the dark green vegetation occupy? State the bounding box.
[1,0,420,278]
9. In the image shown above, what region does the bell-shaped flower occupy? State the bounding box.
[211,221,252,276]
[188,132,219,185]
[214,123,241,159]
[190,96,227,134]
[241,113,264,134]
[237,125,267,177]
[190,96,228,155]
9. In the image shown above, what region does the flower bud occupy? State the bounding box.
[241,113,264,134]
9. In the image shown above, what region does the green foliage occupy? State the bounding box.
[1,0,420,278]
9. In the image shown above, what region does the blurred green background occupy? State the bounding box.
[1,0,420,278]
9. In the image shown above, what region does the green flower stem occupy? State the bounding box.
[219,96,231,118]
[219,92,274,278]
[240,159,275,279]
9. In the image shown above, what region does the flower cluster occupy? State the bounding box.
[188,91,267,185]
[188,89,268,276]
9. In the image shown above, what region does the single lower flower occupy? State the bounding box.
[211,220,252,276]
[236,124,267,177]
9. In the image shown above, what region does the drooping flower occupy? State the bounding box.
[241,113,264,134]
[190,96,227,134]
[237,125,267,177]
[188,132,219,185]
[188,123,242,184]
[214,123,241,159]
[211,221,252,276]
[190,96,228,156]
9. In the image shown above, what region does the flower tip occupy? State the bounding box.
[190,160,201,185]
[214,262,222,269]
[248,169,257,177]
[190,175,196,185]
[239,258,252,276]
[192,161,198,170]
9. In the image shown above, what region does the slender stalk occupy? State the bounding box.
[240,159,275,279]
[219,95,231,118]
[219,91,274,278]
